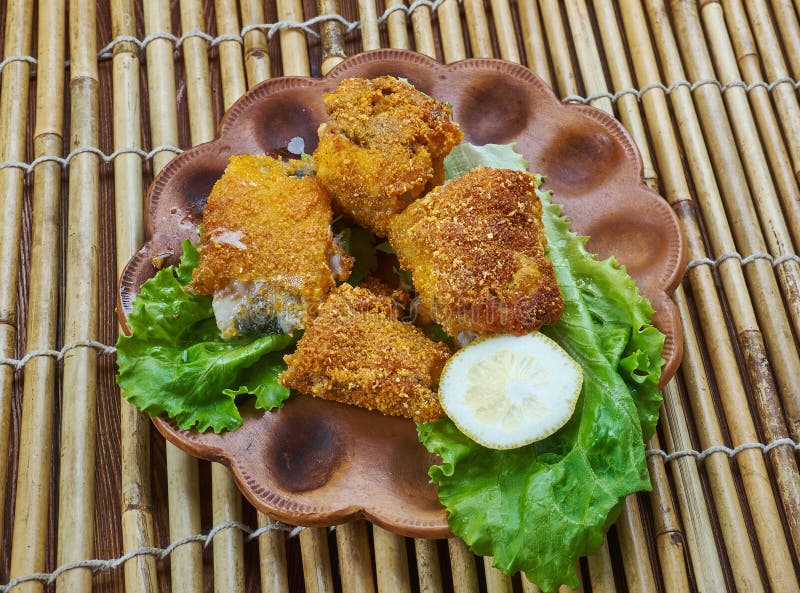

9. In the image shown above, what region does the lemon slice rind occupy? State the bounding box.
[438,333,583,450]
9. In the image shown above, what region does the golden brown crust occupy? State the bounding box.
[279,284,451,422]
[388,167,564,337]
[314,76,463,236]
[190,155,346,324]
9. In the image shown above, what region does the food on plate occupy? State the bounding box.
[314,76,463,236]
[189,154,352,338]
[279,283,451,422]
[388,166,564,341]
[437,333,582,450]
[116,67,669,592]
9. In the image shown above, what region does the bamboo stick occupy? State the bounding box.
[733,0,800,241]
[278,0,311,76]
[631,1,800,588]
[211,465,245,593]
[414,539,443,593]
[489,0,521,62]
[521,574,539,593]
[538,0,579,97]
[662,380,732,591]
[483,557,512,593]
[591,0,658,190]
[257,516,290,593]
[646,434,691,593]
[144,1,204,590]
[165,446,204,593]
[111,3,144,293]
[387,0,410,50]
[772,0,800,79]
[668,0,800,558]
[241,0,271,87]
[215,0,247,107]
[144,0,181,174]
[585,542,617,593]
[52,1,101,591]
[111,0,159,591]
[0,0,34,544]
[359,0,381,51]
[448,539,479,593]
[373,526,412,593]
[180,0,215,144]
[5,0,56,590]
[299,528,336,593]
[317,0,347,74]
[410,1,436,58]
[698,1,800,422]
[336,521,375,593]
[614,495,658,592]
[563,2,613,122]
[518,0,552,85]
[437,0,467,63]
[462,0,494,58]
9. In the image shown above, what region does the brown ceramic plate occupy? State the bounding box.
[118,49,686,538]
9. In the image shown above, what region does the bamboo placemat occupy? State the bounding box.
[1,1,799,592]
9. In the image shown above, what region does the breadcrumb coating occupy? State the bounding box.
[279,284,451,422]
[190,154,352,334]
[388,167,564,338]
[314,76,463,236]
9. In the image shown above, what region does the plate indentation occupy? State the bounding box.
[456,73,533,145]
[541,127,624,193]
[268,412,346,493]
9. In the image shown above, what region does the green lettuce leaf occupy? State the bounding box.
[116,240,297,433]
[443,142,530,179]
[419,144,664,592]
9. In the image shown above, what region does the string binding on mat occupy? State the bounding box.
[0,520,316,593]
[0,0,451,80]
[561,76,800,104]
[687,252,800,269]
[0,145,183,174]
[646,438,799,462]
[0,340,116,370]
[0,438,797,591]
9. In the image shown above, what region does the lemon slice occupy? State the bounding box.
[439,333,583,449]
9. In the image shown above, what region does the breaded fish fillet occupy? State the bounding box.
[388,167,564,339]
[279,284,451,422]
[314,76,463,236]
[190,154,352,338]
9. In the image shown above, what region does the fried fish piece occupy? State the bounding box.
[279,284,451,422]
[314,76,463,236]
[190,154,352,338]
[388,167,564,340]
